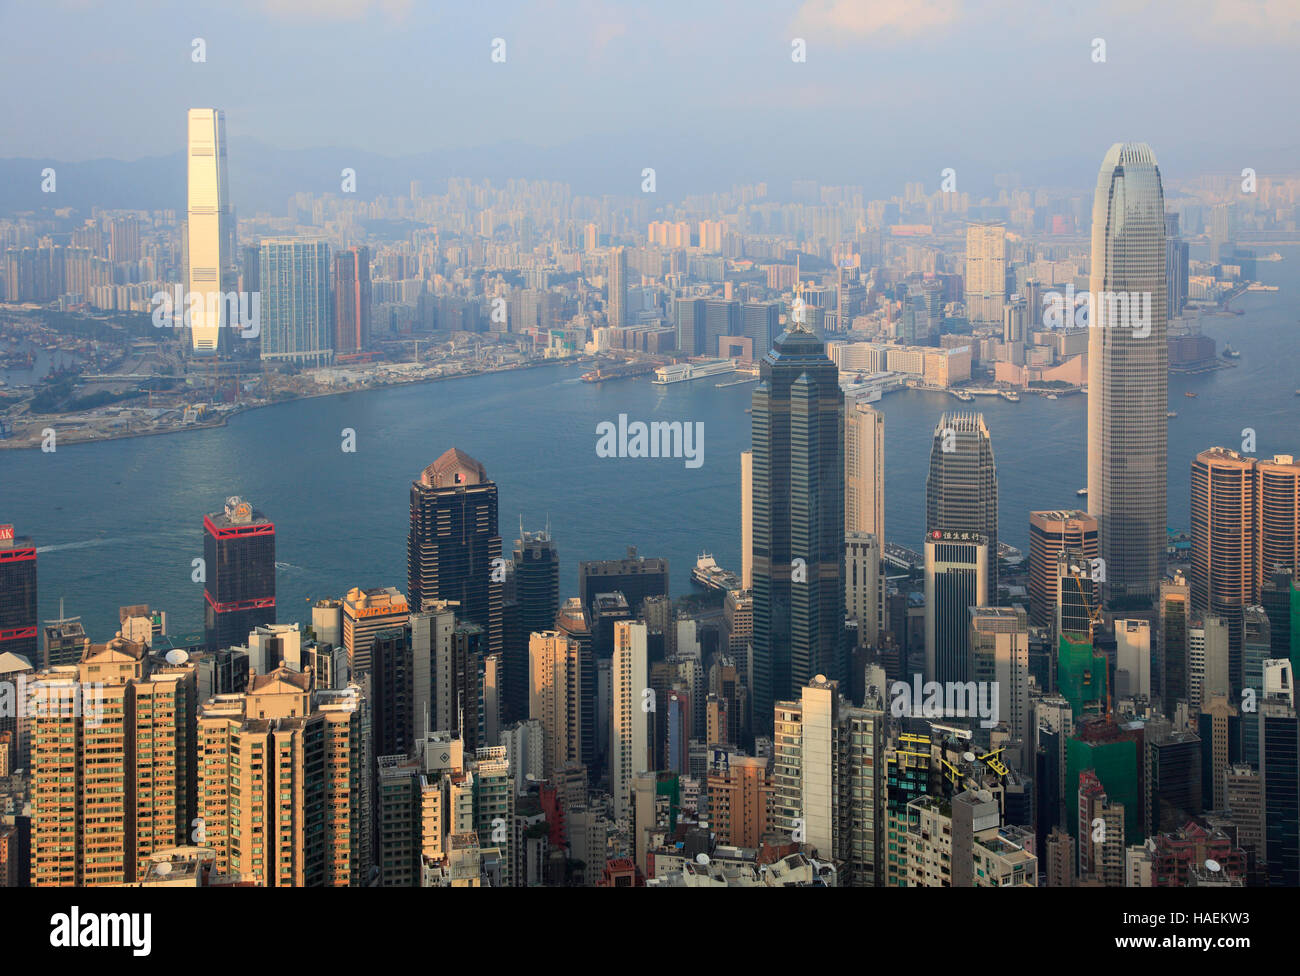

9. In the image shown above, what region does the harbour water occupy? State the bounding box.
[3,246,1297,638]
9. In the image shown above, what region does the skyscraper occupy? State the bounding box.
[408,448,503,658]
[1191,447,1255,687]
[508,525,558,722]
[924,531,989,684]
[333,244,371,356]
[845,400,885,543]
[203,496,275,653]
[926,412,998,598]
[259,238,334,365]
[750,314,846,734]
[741,450,753,590]
[964,223,1007,326]
[1028,510,1099,628]
[0,524,37,662]
[611,620,649,819]
[607,246,627,329]
[186,108,236,358]
[1087,142,1168,606]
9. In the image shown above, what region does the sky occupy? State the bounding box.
[1,0,1297,196]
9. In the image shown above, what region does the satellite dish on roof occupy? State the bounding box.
[696,853,710,865]
[154,861,172,876]
[165,649,189,666]
[963,752,976,763]
[1205,859,1221,873]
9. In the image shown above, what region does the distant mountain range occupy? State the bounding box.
[1,135,1278,217]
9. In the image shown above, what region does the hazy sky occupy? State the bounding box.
[2,0,1297,193]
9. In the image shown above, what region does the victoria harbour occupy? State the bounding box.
[5,249,1295,638]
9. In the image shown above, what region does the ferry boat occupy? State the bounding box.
[953,390,975,402]
[1167,411,1178,418]
[1046,394,1059,400]
[1222,345,1240,359]
[1076,488,1088,497]
[1185,391,1198,398]
[999,390,1020,402]
[651,359,736,385]
[691,553,742,593]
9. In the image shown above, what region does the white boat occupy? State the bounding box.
[1076,488,1088,497]
[1046,393,1058,400]
[999,390,1020,402]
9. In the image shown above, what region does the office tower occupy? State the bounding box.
[845,532,883,648]
[203,496,275,653]
[1077,770,1126,885]
[750,317,846,735]
[1056,549,1097,639]
[578,547,668,621]
[1209,203,1235,262]
[528,630,585,780]
[1028,510,1099,627]
[1165,212,1189,317]
[43,611,87,671]
[1242,607,1272,764]
[553,597,597,777]
[1146,725,1201,834]
[1003,295,1028,344]
[245,621,300,674]
[312,598,343,647]
[1259,696,1298,886]
[259,238,333,365]
[705,753,774,848]
[1224,764,1264,881]
[506,525,558,722]
[302,641,347,691]
[1044,828,1074,886]
[675,296,706,356]
[611,620,649,820]
[1191,447,1254,683]
[742,301,781,357]
[333,245,371,356]
[969,606,1030,767]
[926,412,998,598]
[1198,695,1242,810]
[741,451,753,589]
[1260,569,1296,667]
[0,525,37,662]
[372,627,414,758]
[1256,455,1300,586]
[342,586,408,677]
[591,592,633,659]
[408,448,503,658]
[186,108,236,358]
[30,638,197,886]
[197,674,370,887]
[924,532,988,684]
[1160,573,1191,706]
[1195,616,1231,709]
[1087,143,1168,606]
[845,401,885,543]
[772,676,885,886]
[607,246,627,328]
[1115,619,1151,700]
[964,223,1007,326]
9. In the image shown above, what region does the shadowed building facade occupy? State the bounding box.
[750,318,846,736]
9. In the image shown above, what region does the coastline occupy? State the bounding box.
[0,356,575,451]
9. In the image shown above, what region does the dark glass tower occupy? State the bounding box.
[505,524,559,724]
[0,525,37,662]
[408,448,503,658]
[750,317,846,736]
[926,412,999,599]
[203,496,276,652]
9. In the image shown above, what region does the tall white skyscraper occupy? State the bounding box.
[611,619,648,820]
[741,450,753,590]
[1087,143,1168,605]
[964,223,1007,326]
[845,400,885,543]
[186,108,236,358]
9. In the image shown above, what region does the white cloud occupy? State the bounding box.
[790,0,965,42]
